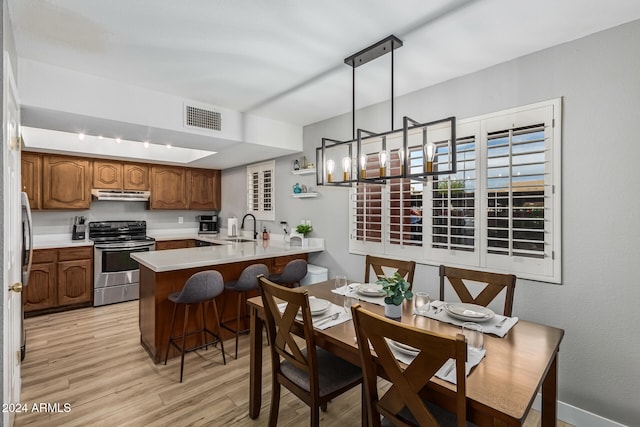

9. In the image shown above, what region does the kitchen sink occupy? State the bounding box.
[222,238,255,243]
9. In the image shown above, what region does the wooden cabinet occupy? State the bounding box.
[149,166,188,209]
[124,163,150,190]
[24,246,93,315]
[155,239,196,250]
[42,155,91,209]
[21,152,42,209]
[188,168,220,210]
[93,160,149,191]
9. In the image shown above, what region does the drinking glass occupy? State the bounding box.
[343,293,358,315]
[461,322,484,352]
[414,292,431,315]
[335,275,347,292]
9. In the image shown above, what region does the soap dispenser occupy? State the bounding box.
[262,227,269,240]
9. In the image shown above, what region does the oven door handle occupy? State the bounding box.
[94,244,155,251]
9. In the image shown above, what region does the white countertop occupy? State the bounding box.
[33,234,93,249]
[131,237,324,272]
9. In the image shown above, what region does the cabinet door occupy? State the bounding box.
[188,168,217,210]
[21,152,42,209]
[124,163,150,190]
[57,259,93,306]
[24,262,57,312]
[42,155,91,209]
[93,160,123,189]
[150,166,187,209]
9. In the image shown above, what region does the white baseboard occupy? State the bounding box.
[532,395,628,427]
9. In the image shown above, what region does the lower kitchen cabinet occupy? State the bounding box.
[155,239,196,250]
[24,246,93,316]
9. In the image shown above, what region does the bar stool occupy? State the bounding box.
[221,263,270,359]
[164,270,226,382]
[269,259,308,288]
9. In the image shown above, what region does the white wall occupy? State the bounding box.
[222,20,640,425]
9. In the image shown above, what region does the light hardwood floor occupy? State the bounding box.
[16,301,572,426]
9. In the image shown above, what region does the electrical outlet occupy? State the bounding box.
[178,216,184,224]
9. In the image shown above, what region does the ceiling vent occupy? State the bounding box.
[184,103,222,132]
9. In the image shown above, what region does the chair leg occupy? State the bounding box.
[235,291,242,359]
[269,380,281,427]
[210,299,226,365]
[200,302,208,350]
[164,303,178,365]
[311,405,320,427]
[179,304,190,383]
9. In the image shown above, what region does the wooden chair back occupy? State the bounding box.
[258,275,320,396]
[365,255,416,286]
[439,265,516,317]
[351,304,468,427]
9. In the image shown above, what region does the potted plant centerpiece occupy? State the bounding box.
[376,272,413,319]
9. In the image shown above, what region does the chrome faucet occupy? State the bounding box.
[241,213,258,239]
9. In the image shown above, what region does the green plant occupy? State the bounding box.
[295,224,313,236]
[376,272,413,306]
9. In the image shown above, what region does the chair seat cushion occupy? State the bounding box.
[380,399,478,427]
[280,347,362,398]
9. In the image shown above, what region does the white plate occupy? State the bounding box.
[309,298,331,315]
[387,339,419,357]
[356,283,385,297]
[443,303,495,323]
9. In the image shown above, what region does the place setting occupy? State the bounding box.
[278,296,349,330]
[383,321,486,385]
[413,292,518,337]
[331,275,387,306]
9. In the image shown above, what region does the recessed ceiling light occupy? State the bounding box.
[98,135,103,140]
[116,138,121,144]
[166,144,172,149]
[78,133,85,140]
[143,141,149,148]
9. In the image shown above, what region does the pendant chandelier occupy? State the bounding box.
[316,35,457,187]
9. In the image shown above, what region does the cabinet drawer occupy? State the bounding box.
[58,246,93,261]
[32,249,57,264]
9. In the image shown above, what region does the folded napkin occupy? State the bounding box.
[415,300,518,338]
[277,300,350,330]
[386,340,485,385]
[332,284,386,307]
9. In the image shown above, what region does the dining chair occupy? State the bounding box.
[439,265,517,317]
[258,275,363,427]
[364,255,416,285]
[351,303,474,427]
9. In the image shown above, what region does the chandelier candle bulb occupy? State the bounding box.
[342,157,351,181]
[378,150,388,177]
[326,159,335,182]
[424,142,435,173]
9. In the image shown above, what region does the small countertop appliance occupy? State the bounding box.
[197,214,219,235]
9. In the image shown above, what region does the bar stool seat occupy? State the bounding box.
[221,263,270,358]
[269,259,308,288]
[164,270,226,382]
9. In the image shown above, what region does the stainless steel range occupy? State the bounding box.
[89,220,155,306]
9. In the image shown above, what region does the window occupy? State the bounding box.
[350,99,562,283]
[246,160,275,221]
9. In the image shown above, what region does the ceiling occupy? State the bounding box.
[8,0,640,167]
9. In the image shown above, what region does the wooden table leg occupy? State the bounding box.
[541,352,558,427]
[249,305,263,419]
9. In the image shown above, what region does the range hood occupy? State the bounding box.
[91,189,150,201]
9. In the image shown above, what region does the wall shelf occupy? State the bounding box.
[291,168,316,176]
[292,192,318,198]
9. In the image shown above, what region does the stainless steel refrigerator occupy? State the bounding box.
[20,192,33,361]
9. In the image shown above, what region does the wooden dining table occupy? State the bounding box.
[247,280,564,427]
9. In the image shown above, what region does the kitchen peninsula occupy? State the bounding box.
[131,237,324,362]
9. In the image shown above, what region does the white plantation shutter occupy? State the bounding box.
[246,160,275,221]
[349,98,562,283]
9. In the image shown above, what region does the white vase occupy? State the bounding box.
[384,303,402,320]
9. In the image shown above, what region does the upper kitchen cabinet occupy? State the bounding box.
[149,165,188,209]
[21,151,42,209]
[42,155,91,209]
[93,160,149,191]
[188,168,221,210]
